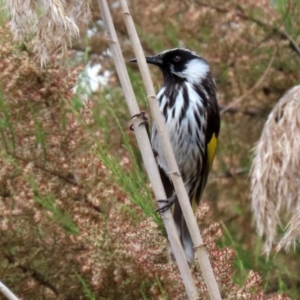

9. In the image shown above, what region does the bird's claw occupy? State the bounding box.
[130,112,148,131]
[156,196,176,213]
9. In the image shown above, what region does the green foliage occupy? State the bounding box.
[76,273,96,300]
[33,192,80,234]
[127,67,149,108]
[76,89,162,225]
[274,0,300,34]
[0,92,16,152]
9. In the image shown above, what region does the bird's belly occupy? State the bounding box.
[152,118,204,183]
[152,84,207,188]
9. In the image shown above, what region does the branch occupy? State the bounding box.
[221,47,277,114]
[114,0,221,299]
[0,281,19,300]
[6,151,79,186]
[97,0,199,299]
[195,1,300,57]
[5,151,102,213]
[4,254,59,296]
[219,104,261,117]
[214,167,248,178]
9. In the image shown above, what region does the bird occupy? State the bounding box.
[131,48,220,265]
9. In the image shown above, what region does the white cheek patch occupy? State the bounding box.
[173,59,209,84]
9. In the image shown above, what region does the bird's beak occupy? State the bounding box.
[145,56,163,66]
[130,56,163,66]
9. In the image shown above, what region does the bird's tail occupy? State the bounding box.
[171,197,194,265]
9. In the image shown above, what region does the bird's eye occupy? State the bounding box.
[173,56,181,62]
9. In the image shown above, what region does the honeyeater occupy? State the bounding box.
[131,48,220,264]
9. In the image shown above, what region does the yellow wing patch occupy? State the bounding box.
[191,133,218,212]
[192,197,198,212]
[207,133,218,170]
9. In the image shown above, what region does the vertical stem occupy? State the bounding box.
[119,1,222,299]
[97,0,199,299]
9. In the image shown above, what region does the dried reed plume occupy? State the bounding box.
[3,0,91,64]
[250,85,300,255]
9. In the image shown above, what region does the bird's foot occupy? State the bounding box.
[156,196,176,213]
[129,112,148,131]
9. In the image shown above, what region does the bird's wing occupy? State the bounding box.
[205,94,220,170]
[207,133,218,171]
[194,96,220,207]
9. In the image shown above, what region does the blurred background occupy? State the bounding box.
[0,0,300,299]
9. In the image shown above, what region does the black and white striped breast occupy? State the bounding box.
[151,81,207,192]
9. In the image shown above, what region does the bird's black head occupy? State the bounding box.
[130,48,210,85]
